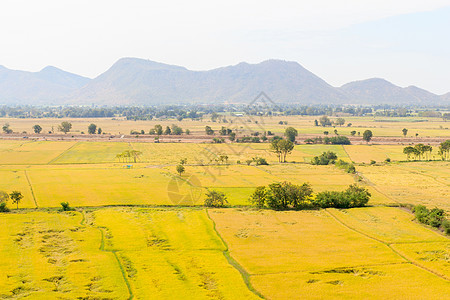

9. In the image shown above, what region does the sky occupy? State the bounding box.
[0,0,449,94]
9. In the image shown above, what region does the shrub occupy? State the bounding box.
[60,202,75,212]
[323,136,351,145]
[204,190,228,207]
[385,158,391,163]
[311,151,338,165]
[253,157,268,165]
[0,202,9,212]
[370,160,376,165]
[414,205,447,231]
[314,184,370,208]
[335,159,356,173]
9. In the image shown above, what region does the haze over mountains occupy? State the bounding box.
[0,58,448,106]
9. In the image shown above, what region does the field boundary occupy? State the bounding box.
[24,170,38,208]
[205,209,265,299]
[47,141,80,164]
[80,211,134,300]
[326,209,449,282]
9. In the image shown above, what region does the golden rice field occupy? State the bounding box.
[1,207,447,299]
[0,133,449,299]
[209,208,450,299]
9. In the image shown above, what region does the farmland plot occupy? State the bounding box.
[209,208,450,299]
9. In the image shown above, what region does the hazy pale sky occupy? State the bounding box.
[0,0,449,94]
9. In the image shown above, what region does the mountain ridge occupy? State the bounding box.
[0,58,448,105]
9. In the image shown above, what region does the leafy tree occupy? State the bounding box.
[335,118,345,126]
[33,124,42,134]
[88,123,97,134]
[205,126,214,135]
[249,186,267,208]
[164,126,171,135]
[314,184,370,208]
[2,123,12,134]
[402,128,408,137]
[350,131,356,136]
[438,140,450,160]
[180,158,187,165]
[314,120,319,126]
[154,125,163,135]
[97,128,102,134]
[363,130,373,143]
[319,115,332,127]
[129,150,142,163]
[229,132,236,141]
[10,191,23,209]
[176,164,185,176]
[58,121,72,134]
[204,190,228,207]
[284,127,298,143]
[334,129,338,135]
[323,131,329,135]
[0,191,9,203]
[185,129,191,135]
[171,124,183,135]
[272,139,294,163]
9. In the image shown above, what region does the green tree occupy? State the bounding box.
[438,140,450,160]
[176,164,185,176]
[10,191,23,209]
[205,126,214,135]
[284,127,298,143]
[335,118,345,126]
[88,123,97,134]
[278,139,294,163]
[33,124,42,134]
[154,125,163,135]
[171,124,183,135]
[58,121,72,134]
[2,123,12,134]
[204,190,228,207]
[319,115,331,127]
[97,128,102,134]
[363,130,373,143]
[129,150,142,163]
[402,128,408,137]
[164,126,171,135]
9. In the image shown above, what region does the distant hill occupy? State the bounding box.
[0,58,448,105]
[340,78,443,104]
[0,65,89,105]
[70,58,348,105]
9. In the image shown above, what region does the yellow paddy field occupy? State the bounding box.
[0,138,449,299]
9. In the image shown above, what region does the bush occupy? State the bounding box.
[414,205,447,231]
[204,190,228,207]
[314,184,370,208]
[385,158,391,163]
[253,157,268,165]
[60,202,75,211]
[311,151,337,165]
[442,219,450,235]
[323,136,351,145]
[335,159,356,173]
[0,202,9,212]
[370,160,376,165]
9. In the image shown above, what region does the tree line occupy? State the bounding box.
[249,182,371,210]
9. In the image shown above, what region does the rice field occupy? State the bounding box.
[0,126,449,299]
[209,207,450,299]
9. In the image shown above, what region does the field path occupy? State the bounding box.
[206,209,265,299]
[80,211,134,300]
[24,170,38,208]
[326,209,449,281]
[47,141,80,164]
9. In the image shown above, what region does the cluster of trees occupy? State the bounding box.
[438,140,450,160]
[403,144,433,160]
[88,124,102,134]
[414,205,449,235]
[314,116,347,127]
[323,136,351,145]
[311,151,337,165]
[0,190,24,211]
[148,124,185,135]
[249,182,370,210]
[2,123,12,134]
[116,150,143,163]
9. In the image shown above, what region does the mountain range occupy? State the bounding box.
[0,58,448,106]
